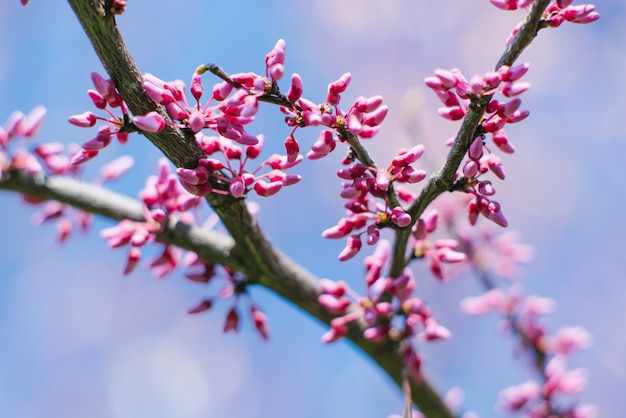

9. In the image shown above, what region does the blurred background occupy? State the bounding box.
[0,1,624,417]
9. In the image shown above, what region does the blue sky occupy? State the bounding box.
[1,1,625,417]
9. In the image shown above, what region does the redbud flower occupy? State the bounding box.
[187,299,213,314]
[223,307,240,333]
[338,235,363,261]
[265,39,286,81]
[68,112,97,128]
[100,155,134,182]
[327,72,352,106]
[132,111,165,133]
[287,73,304,103]
[251,306,270,340]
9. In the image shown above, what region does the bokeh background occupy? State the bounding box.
[0,1,624,417]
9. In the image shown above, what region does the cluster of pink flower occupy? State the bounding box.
[321,144,426,261]
[68,72,133,165]
[318,239,451,375]
[425,63,532,228]
[68,40,306,199]
[100,158,201,275]
[544,2,599,26]
[281,72,389,152]
[96,157,270,338]
[186,262,270,340]
[410,208,468,279]
[0,106,132,243]
[0,106,47,177]
[490,0,599,26]
[492,1,599,47]
[28,155,134,244]
[462,287,595,417]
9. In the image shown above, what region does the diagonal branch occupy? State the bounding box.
[0,167,455,417]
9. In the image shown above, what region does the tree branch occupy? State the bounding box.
[55,1,458,415]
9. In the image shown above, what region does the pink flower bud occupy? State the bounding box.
[101,155,134,181]
[366,224,380,246]
[502,81,530,97]
[177,166,209,186]
[165,103,187,121]
[353,95,384,113]
[253,179,283,197]
[478,180,495,196]
[71,148,99,165]
[133,111,165,133]
[433,68,457,88]
[321,325,347,344]
[188,109,205,132]
[486,200,508,227]
[251,307,270,340]
[363,105,388,126]
[345,113,363,134]
[338,235,362,261]
[483,115,506,133]
[438,106,465,121]
[310,130,335,155]
[506,109,530,123]
[318,294,351,314]
[484,71,502,88]
[434,89,459,107]
[486,154,506,179]
[143,81,175,105]
[320,279,347,297]
[287,73,303,103]
[187,299,213,314]
[190,73,203,101]
[212,81,234,101]
[413,218,427,240]
[563,5,599,24]
[469,137,484,160]
[498,98,522,118]
[87,90,107,109]
[91,72,116,101]
[328,72,351,95]
[223,307,240,333]
[424,76,445,91]
[492,129,515,154]
[229,176,246,198]
[500,63,530,82]
[363,325,390,342]
[284,136,299,163]
[391,207,411,227]
[460,289,506,315]
[68,112,97,127]
[392,144,425,167]
[419,318,452,341]
[463,160,479,178]
[423,209,438,233]
[400,166,427,183]
[123,247,142,275]
[82,131,111,150]
[469,74,485,96]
